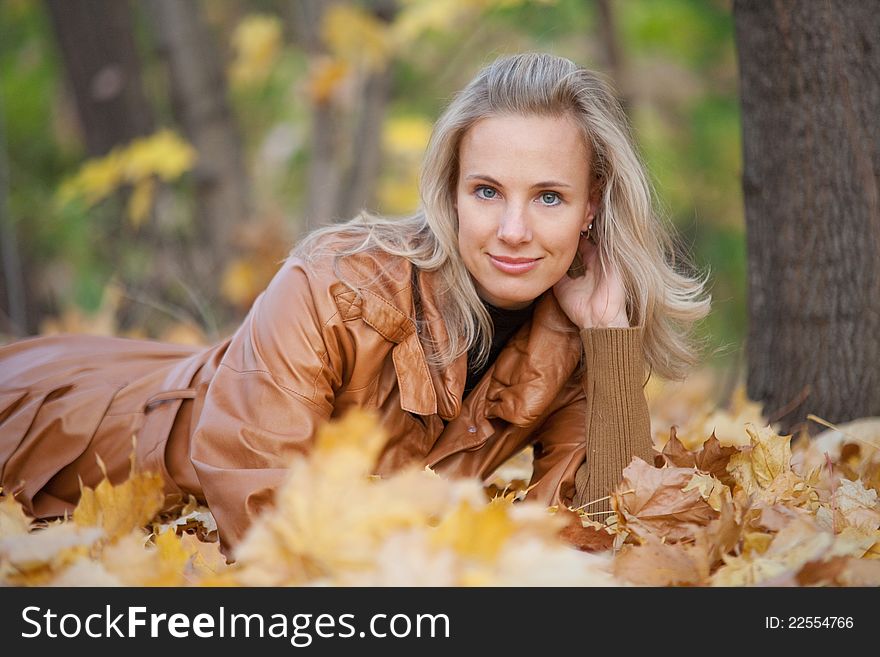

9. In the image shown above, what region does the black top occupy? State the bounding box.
[410,267,536,418]
[462,298,536,400]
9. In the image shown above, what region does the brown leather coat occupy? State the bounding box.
[0,246,653,554]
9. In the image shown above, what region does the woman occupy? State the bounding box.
[0,52,711,557]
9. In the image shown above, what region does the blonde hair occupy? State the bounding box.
[293,52,712,381]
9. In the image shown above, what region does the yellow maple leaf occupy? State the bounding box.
[73,452,165,541]
[142,528,193,586]
[430,498,514,562]
[313,407,388,466]
[727,423,793,494]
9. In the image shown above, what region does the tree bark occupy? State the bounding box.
[0,91,26,337]
[44,0,155,157]
[293,0,396,232]
[593,0,630,116]
[146,0,251,330]
[338,1,397,220]
[734,0,880,436]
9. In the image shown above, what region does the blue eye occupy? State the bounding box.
[475,185,497,200]
[540,192,561,206]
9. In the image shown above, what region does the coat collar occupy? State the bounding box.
[332,257,583,425]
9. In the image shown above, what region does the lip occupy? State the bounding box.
[488,254,541,274]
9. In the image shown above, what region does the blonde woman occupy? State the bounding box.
[0,52,710,558]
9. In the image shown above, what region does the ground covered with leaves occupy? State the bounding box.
[1,374,878,586]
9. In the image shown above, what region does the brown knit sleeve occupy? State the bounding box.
[572,326,654,518]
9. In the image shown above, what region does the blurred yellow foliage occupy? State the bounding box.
[229,14,283,86]
[308,56,350,104]
[392,0,557,49]
[220,259,261,308]
[384,115,433,153]
[377,115,433,214]
[308,1,559,106]
[58,129,196,227]
[322,4,393,73]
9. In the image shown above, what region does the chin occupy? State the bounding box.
[481,283,544,309]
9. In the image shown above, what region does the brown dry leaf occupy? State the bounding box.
[159,504,218,542]
[555,508,614,552]
[749,503,810,532]
[764,517,833,562]
[613,533,707,586]
[795,556,850,586]
[694,433,739,485]
[836,557,880,585]
[827,526,877,559]
[727,423,793,494]
[614,457,718,542]
[683,472,732,512]
[711,552,790,586]
[73,453,165,541]
[691,495,742,569]
[712,516,832,586]
[658,428,694,468]
[833,478,880,533]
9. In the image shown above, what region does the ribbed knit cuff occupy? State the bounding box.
[574,326,653,518]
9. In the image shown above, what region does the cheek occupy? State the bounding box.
[456,208,485,254]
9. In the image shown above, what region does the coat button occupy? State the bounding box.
[467,425,477,433]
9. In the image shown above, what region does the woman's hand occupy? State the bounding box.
[553,235,629,329]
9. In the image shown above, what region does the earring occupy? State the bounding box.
[580,222,594,239]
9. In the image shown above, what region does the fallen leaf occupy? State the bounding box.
[73,453,165,541]
[614,458,717,542]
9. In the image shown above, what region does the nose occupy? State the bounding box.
[496,203,532,245]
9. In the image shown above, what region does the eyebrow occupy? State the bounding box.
[464,174,572,189]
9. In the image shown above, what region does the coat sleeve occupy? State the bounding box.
[525,326,653,516]
[189,260,346,556]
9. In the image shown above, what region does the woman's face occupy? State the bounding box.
[455,113,598,310]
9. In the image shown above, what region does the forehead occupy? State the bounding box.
[458,113,590,181]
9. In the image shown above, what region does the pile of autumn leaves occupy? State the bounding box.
[1,381,879,586]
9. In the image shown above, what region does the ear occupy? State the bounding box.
[582,177,602,231]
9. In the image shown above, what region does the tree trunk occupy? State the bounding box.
[734,0,880,437]
[146,0,251,330]
[44,0,155,157]
[0,91,26,337]
[593,0,630,116]
[338,2,397,221]
[293,0,396,232]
